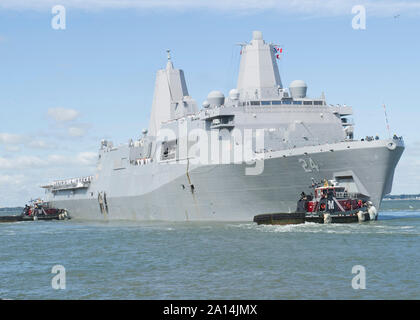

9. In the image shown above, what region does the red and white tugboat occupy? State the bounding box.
[254,179,378,225]
[304,179,378,223]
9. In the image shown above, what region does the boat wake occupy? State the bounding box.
[229,216,420,235]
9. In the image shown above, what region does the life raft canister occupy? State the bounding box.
[358,200,363,208]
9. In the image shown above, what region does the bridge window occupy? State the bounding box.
[261,101,271,105]
[293,101,302,105]
[250,101,260,106]
[314,101,323,105]
[272,101,281,105]
[303,101,312,105]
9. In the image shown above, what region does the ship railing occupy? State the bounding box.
[335,191,359,199]
[132,158,152,166]
[50,175,94,190]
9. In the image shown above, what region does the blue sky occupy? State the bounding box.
[1,0,419,206]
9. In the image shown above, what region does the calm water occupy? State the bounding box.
[0,201,419,299]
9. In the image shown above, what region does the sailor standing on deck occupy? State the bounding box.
[327,189,335,213]
[297,192,307,213]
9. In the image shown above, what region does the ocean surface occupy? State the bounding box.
[0,200,419,300]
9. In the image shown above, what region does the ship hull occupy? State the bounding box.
[47,139,404,221]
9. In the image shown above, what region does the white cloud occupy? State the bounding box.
[76,151,98,165]
[0,0,420,16]
[0,156,45,169]
[0,174,25,186]
[0,133,25,144]
[47,107,80,123]
[0,132,52,150]
[69,126,86,137]
[4,145,21,152]
[0,152,97,169]
[27,140,50,149]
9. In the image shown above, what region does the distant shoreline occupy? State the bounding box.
[383,198,420,201]
[384,194,420,201]
[0,207,24,212]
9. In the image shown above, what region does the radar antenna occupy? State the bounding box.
[382,103,391,139]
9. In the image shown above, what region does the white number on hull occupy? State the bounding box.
[299,158,319,172]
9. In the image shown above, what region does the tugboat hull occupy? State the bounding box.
[254,210,374,225]
[253,212,306,225]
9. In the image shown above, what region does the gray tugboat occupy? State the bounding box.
[41,31,404,221]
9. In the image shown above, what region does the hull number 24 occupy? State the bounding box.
[299,158,319,172]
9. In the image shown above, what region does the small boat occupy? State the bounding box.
[0,200,70,223]
[254,179,378,225]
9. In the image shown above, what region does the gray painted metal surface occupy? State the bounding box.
[42,31,405,221]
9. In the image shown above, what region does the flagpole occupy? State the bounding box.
[382,103,391,139]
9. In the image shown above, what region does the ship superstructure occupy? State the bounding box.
[42,31,404,221]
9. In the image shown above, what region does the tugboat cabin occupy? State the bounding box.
[306,181,364,213]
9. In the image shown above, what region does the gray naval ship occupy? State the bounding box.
[42,31,404,221]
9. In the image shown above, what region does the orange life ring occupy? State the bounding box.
[345,202,352,210]
[358,200,362,207]
[320,203,326,210]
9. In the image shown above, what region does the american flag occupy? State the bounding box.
[273,46,283,59]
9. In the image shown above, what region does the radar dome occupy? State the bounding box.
[289,80,307,99]
[202,100,210,108]
[207,90,225,106]
[229,89,240,100]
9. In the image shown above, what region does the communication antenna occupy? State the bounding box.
[164,49,173,101]
[382,103,391,139]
